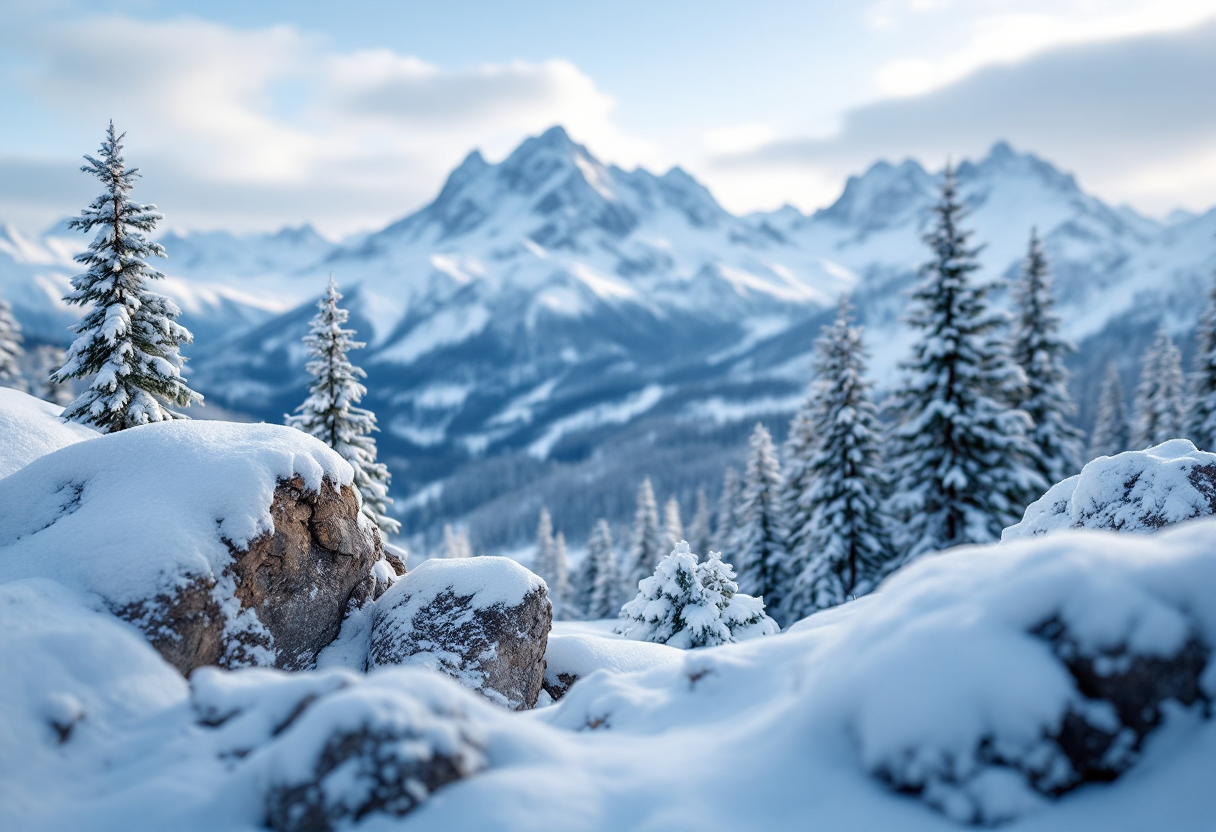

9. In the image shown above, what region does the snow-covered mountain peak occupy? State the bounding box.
[813,157,935,235]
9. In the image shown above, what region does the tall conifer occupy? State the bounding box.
[287,277,398,535]
[53,123,201,429]
[888,167,1043,560]
[1132,327,1186,449]
[1189,273,1216,451]
[1088,362,1130,459]
[1011,230,1084,484]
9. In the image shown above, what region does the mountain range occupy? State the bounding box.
[2,126,1215,553]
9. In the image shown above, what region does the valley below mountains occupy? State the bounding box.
[3,125,1215,553]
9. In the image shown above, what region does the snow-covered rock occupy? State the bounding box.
[368,557,551,709]
[1004,439,1216,541]
[191,666,488,832]
[0,420,382,673]
[0,388,97,479]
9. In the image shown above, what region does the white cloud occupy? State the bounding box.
[714,17,1216,216]
[0,11,654,234]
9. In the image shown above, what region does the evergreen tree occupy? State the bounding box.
[532,507,556,581]
[662,495,683,552]
[579,519,619,619]
[1088,362,1130,459]
[442,524,472,558]
[1011,230,1085,484]
[0,293,26,392]
[617,542,777,648]
[733,423,788,614]
[287,277,399,535]
[888,167,1044,560]
[699,551,780,642]
[685,489,712,558]
[712,466,742,558]
[785,298,893,621]
[1188,273,1216,451]
[52,123,201,430]
[31,345,73,405]
[781,383,818,583]
[622,477,663,598]
[551,531,572,620]
[1132,328,1187,449]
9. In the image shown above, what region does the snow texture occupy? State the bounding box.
[1004,439,1216,540]
[0,419,353,610]
[0,387,97,479]
[4,517,1216,829]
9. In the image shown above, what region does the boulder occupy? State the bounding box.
[1004,439,1216,541]
[120,475,383,673]
[189,667,487,832]
[0,421,383,675]
[368,557,551,710]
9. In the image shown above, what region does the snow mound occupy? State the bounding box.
[0,420,353,608]
[378,555,545,613]
[4,513,1216,829]
[543,632,684,698]
[1004,439,1216,540]
[0,388,97,479]
[544,521,1216,825]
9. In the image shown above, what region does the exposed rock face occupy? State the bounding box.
[368,557,551,710]
[1004,440,1216,540]
[119,475,382,675]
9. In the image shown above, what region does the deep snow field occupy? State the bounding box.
[1,390,1214,831]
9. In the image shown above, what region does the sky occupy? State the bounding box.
[1,0,1215,236]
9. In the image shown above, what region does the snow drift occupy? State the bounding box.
[0,387,96,479]
[3,512,1215,829]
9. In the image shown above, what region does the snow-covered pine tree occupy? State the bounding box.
[699,551,780,642]
[617,542,731,648]
[585,519,619,619]
[1132,328,1187,449]
[551,531,572,620]
[622,477,664,598]
[712,466,742,558]
[685,489,712,558]
[1011,230,1085,484]
[785,297,893,621]
[1189,273,1216,451]
[442,524,472,558]
[888,167,1044,561]
[533,506,556,581]
[1088,361,1130,459]
[31,345,73,405]
[0,292,26,392]
[780,388,818,590]
[662,495,683,553]
[52,123,201,429]
[733,423,788,615]
[286,276,399,535]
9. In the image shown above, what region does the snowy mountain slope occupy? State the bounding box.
[3,128,1216,551]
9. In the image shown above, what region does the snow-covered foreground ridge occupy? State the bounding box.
[3,423,1215,829]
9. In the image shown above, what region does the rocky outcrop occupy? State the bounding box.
[189,666,487,832]
[368,557,551,710]
[119,475,382,675]
[1004,439,1216,540]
